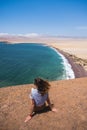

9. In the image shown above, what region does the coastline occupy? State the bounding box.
[0,41,87,81]
[42,42,87,79]
[53,47,87,78]
[49,46,75,79]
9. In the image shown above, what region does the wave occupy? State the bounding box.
[50,46,75,79]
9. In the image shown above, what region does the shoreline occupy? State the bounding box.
[0,41,87,85]
[55,48,87,78]
[43,43,87,78]
[50,46,75,79]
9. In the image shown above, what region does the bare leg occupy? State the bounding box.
[24,103,35,123]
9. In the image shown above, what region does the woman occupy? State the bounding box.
[24,78,57,122]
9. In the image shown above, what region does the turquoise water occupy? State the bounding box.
[0,42,74,87]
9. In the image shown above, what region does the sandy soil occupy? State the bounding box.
[49,39,87,59]
[0,77,87,130]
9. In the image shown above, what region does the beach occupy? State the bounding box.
[55,48,87,78]
[40,38,87,73]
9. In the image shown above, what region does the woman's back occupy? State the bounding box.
[30,88,48,106]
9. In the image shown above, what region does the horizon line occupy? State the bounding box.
[0,33,87,38]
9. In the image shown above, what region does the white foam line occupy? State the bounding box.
[50,47,75,79]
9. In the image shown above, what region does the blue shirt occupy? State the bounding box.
[29,88,48,106]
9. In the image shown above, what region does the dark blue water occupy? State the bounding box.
[0,42,74,87]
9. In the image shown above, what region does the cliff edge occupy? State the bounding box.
[0,77,87,130]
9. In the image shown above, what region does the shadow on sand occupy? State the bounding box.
[36,105,51,114]
[31,105,52,118]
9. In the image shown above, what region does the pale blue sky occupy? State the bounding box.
[0,0,87,37]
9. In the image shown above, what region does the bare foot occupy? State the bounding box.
[24,115,32,123]
[52,108,57,112]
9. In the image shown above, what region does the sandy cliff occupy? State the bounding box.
[0,77,87,130]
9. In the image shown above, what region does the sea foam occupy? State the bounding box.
[50,46,75,79]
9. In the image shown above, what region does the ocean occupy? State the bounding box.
[0,42,75,87]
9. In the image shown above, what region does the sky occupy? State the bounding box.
[0,0,87,37]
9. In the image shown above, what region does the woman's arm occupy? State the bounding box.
[29,99,36,116]
[47,95,52,109]
[47,95,57,112]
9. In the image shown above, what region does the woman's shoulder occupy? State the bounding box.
[31,88,38,94]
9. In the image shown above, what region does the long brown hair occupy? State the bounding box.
[34,78,50,95]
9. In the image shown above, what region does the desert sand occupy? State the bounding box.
[0,77,87,130]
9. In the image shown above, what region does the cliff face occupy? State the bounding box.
[0,77,87,130]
